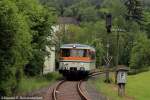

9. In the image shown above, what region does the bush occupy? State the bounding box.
[129,33,150,70]
[44,72,62,81]
[0,0,32,96]
[128,67,150,75]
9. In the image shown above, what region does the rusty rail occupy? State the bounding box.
[88,69,115,77]
[52,80,66,100]
[77,80,90,100]
[53,80,90,100]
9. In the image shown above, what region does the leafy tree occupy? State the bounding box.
[91,39,105,67]
[143,11,150,37]
[15,0,56,76]
[0,0,32,95]
[129,33,150,69]
[124,0,144,24]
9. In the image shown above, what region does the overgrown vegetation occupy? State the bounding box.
[17,72,61,95]
[1,0,150,96]
[0,0,55,96]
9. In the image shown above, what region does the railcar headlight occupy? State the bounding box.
[63,63,68,67]
[62,63,68,70]
[65,63,68,67]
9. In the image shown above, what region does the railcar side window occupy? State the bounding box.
[62,49,70,57]
[90,51,96,60]
[83,50,87,57]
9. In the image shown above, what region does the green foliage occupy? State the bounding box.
[61,25,85,43]
[90,39,105,67]
[17,72,61,95]
[75,3,98,22]
[0,0,55,96]
[143,11,150,37]
[129,33,150,69]
[124,0,144,24]
[15,0,56,76]
[0,0,32,96]
[44,72,62,81]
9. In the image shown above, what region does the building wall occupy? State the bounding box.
[43,46,55,74]
[42,24,66,74]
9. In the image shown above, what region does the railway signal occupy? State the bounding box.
[106,14,112,33]
[104,13,112,83]
[103,56,112,66]
[103,55,112,83]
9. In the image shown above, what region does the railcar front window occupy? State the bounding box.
[70,49,84,57]
[61,49,87,57]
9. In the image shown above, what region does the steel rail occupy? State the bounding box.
[77,80,90,100]
[53,80,90,100]
[52,80,66,100]
[88,70,115,77]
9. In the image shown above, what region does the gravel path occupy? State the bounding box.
[86,74,108,100]
[25,82,57,100]
[86,81,108,100]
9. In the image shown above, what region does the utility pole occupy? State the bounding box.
[115,28,120,84]
[116,28,120,66]
[113,28,126,66]
[113,28,126,83]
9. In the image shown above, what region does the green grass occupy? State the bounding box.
[17,72,61,95]
[92,71,150,100]
[127,71,150,100]
[91,74,124,100]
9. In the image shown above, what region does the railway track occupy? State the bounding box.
[52,80,90,100]
[88,71,104,77]
[88,69,115,77]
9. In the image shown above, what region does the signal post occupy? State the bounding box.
[104,13,112,83]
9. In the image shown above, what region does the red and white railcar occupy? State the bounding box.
[59,44,96,78]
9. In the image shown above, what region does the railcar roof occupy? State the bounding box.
[60,44,95,51]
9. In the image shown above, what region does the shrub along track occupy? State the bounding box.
[52,80,91,100]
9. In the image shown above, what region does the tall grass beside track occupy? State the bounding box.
[17,72,62,95]
[92,71,150,100]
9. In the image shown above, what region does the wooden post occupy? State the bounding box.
[116,66,129,97]
[118,83,125,97]
[105,63,110,83]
